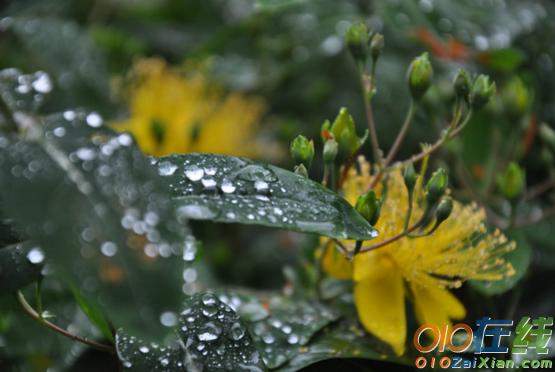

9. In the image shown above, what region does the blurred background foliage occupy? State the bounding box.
[1,0,555,370]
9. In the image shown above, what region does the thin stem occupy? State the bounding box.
[35,279,44,319]
[359,64,382,166]
[397,109,474,169]
[358,221,423,254]
[384,99,416,166]
[16,291,115,354]
[404,192,413,231]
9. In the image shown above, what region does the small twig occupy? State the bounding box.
[524,178,555,201]
[358,221,423,254]
[16,291,115,354]
[383,99,416,166]
[359,65,383,166]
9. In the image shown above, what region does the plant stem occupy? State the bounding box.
[359,64,382,166]
[16,291,115,354]
[384,99,415,166]
[357,221,423,254]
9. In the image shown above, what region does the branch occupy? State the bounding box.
[16,291,115,354]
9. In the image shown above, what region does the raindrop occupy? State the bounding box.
[185,166,204,181]
[117,133,133,146]
[160,311,178,327]
[63,110,76,121]
[160,358,169,367]
[230,322,245,341]
[201,178,217,189]
[287,334,299,344]
[75,147,96,161]
[139,345,150,354]
[220,179,236,193]
[254,180,268,192]
[53,127,66,137]
[26,247,44,264]
[202,293,217,306]
[158,161,178,176]
[100,241,117,257]
[31,72,52,93]
[197,322,222,342]
[86,112,103,128]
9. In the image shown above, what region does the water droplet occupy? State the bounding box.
[100,241,117,257]
[86,112,103,128]
[158,161,178,176]
[117,133,133,146]
[26,247,44,264]
[254,180,268,192]
[177,205,217,220]
[160,358,169,366]
[202,293,217,306]
[287,333,299,344]
[230,322,245,341]
[63,110,76,121]
[220,179,236,193]
[160,311,178,327]
[139,345,150,354]
[185,166,204,181]
[31,72,52,93]
[262,334,275,344]
[53,127,66,137]
[201,178,217,189]
[197,322,222,342]
[75,147,96,161]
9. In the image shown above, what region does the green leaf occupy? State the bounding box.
[116,293,265,372]
[71,286,115,343]
[246,297,340,369]
[470,230,531,295]
[0,242,43,294]
[477,48,525,72]
[276,320,409,371]
[0,78,195,339]
[159,153,377,241]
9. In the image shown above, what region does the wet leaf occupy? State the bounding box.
[71,286,115,343]
[159,154,377,241]
[116,293,265,371]
[0,242,43,294]
[276,320,409,371]
[0,68,52,114]
[214,291,340,369]
[0,74,195,339]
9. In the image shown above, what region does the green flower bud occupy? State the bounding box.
[290,135,314,169]
[345,22,370,62]
[403,163,418,193]
[370,33,384,63]
[435,196,453,225]
[323,138,338,164]
[470,74,496,110]
[320,120,332,143]
[407,52,433,99]
[355,190,381,225]
[539,123,555,152]
[501,77,531,118]
[496,162,525,200]
[330,107,365,157]
[294,163,309,178]
[425,168,448,205]
[453,68,471,102]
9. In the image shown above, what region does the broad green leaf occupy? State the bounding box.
[71,286,115,343]
[0,72,195,339]
[0,242,43,294]
[0,68,52,114]
[159,153,377,241]
[116,293,264,371]
[470,230,531,295]
[213,290,341,369]
[0,218,22,248]
[276,320,409,371]
[4,16,111,109]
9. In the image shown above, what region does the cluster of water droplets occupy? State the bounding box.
[0,68,52,113]
[156,154,376,240]
[116,331,186,371]
[178,293,265,371]
[215,292,340,369]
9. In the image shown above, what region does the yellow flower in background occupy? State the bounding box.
[322,156,515,356]
[113,58,279,158]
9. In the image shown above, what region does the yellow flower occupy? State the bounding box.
[113,58,279,158]
[322,156,515,355]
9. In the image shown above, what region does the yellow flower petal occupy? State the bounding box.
[354,255,406,356]
[411,283,466,328]
[321,240,353,280]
